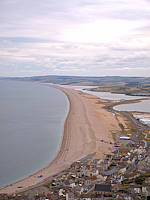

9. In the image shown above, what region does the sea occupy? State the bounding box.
[0,82,149,188]
[0,80,69,188]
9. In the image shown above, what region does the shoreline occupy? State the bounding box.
[0,85,119,194]
[0,85,71,194]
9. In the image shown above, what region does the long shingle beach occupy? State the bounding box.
[0,85,120,194]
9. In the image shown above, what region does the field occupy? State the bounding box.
[89,81,150,96]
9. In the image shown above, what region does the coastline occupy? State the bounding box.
[0,85,120,194]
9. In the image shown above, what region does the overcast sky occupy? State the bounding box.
[0,0,150,77]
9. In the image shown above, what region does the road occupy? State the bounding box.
[120,111,149,142]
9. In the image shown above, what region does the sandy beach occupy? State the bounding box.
[0,85,121,194]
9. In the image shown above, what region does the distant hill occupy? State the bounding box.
[1,75,150,86]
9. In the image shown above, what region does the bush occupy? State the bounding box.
[135,176,145,185]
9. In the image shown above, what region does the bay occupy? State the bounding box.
[0,80,69,188]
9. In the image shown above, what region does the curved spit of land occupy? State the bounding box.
[0,85,121,194]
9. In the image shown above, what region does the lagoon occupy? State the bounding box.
[114,99,150,113]
[61,85,144,101]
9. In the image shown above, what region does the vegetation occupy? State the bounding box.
[2,75,150,87]
[122,179,133,185]
[122,173,150,186]
[3,75,150,96]
[135,176,145,185]
[119,123,125,132]
[91,83,150,96]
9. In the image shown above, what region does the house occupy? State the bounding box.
[120,167,127,174]
[124,196,132,200]
[84,177,91,186]
[142,183,149,195]
[92,169,99,176]
[101,168,118,176]
[129,185,141,194]
[59,189,65,197]
[96,174,104,182]
[66,193,74,200]
[94,184,112,193]
[134,187,141,194]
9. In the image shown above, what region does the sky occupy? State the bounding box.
[0,0,150,77]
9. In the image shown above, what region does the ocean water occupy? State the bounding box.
[0,80,69,188]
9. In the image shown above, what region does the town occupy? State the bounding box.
[1,110,150,200]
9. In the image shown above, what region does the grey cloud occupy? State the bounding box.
[135,25,150,31]
[0,37,50,43]
[110,47,150,52]
[0,0,150,76]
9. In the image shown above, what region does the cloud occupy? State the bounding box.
[0,0,150,76]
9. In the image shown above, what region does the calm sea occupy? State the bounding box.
[0,80,69,188]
